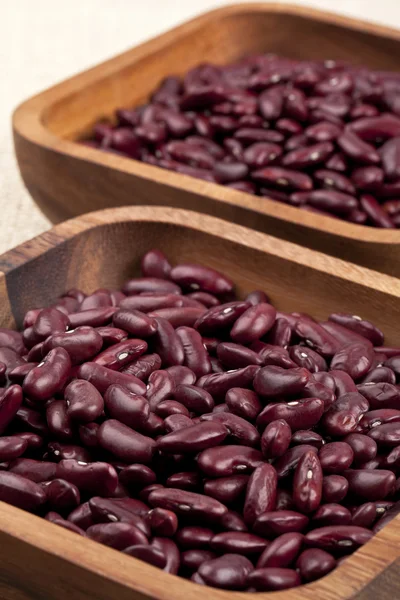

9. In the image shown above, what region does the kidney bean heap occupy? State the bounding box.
[86,55,400,229]
[0,249,399,591]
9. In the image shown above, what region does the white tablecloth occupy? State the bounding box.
[2,0,400,254]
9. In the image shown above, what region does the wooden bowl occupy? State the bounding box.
[1,205,400,600]
[12,3,400,277]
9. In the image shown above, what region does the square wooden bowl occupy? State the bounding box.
[12,4,400,277]
[1,206,400,599]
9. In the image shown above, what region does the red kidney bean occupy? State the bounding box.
[68,307,117,328]
[149,537,180,574]
[78,362,146,396]
[56,460,118,496]
[198,445,263,478]
[155,400,188,418]
[373,499,400,532]
[194,301,250,336]
[343,469,396,500]
[265,319,292,348]
[87,522,148,550]
[293,450,323,513]
[176,526,214,549]
[321,392,369,437]
[145,370,174,411]
[124,543,167,568]
[255,344,296,369]
[253,510,309,538]
[98,419,155,463]
[319,442,354,474]
[252,167,313,191]
[220,510,248,532]
[384,355,400,378]
[51,516,87,536]
[344,433,377,464]
[204,475,249,504]
[201,412,259,447]
[357,382,400,409]
[103,385,149,428]
[368,422,400,447]
[360,194,395,228]
[258,85,285,119]
[283,142,334,169]
[46,400,73,440]
[225,388,261,421]
[122,277,180,296]
[243,464,278,526]
[360,408,400,431]
[0,436,27,461]
[328,313,384,346]
[230,304,276,345]
[296,548,336,582]
[186,292,220,307]
[181,550,217,572]
[361,366,396,384]
[158,421,228,454]
[64,379,104,423]
[67,502,94,530]
[47,442,91,464]
[260,419,291,459]
[164,366,196,387]
[166,471,200,491]
[78,423,99,449]
[174,385,213,415]
[112,309,158,338]
[10,458,57,482]
[23,348,71,403]
[16,432,43,450]
[249,567,301,591]
[352,165,384,190]
[348,113,400,141]
[43,326,103,365]
[352,502,377,528]
[323,320,374,349]
[289,346,327,372]
[210,532,267,555]
[0,471,46,511]
[322,475,349,503]
[7,362,36,384]
[146,507,178,537]
[31,308,70,343]
[170,264,233,295]
[257,532,303,568]
[163,414,192,434]
[148,488,227,523]
[216,342,262,369]
[89,497,150,528]
[93,338,147,370]
[123,353,162,381]
[253,365,310,398]
[0,385,23,434]
[175,327,211,377]
[243,142,282,168]
[80,291,112,311]
[141,249,172,279]
[152,317,184,367]
[198,553,253,590]
[304,525,372,551]
[291,430,324,448]
[120,294,184,313]
[257,398,324,433]
[149,307,206,328]
[312,503,351,526]
[337,129,380,164]
[275,445,318,479]
[197,365,259,400]
[45,478,80,511]
[295,318,340,356]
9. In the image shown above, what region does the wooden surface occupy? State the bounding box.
[12,3,400,277]
[0,205,400,599]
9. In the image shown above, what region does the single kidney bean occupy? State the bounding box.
[89,497,150,529]
[45,478,80,512]
[248,567,301,591]
[293,450,323,514]
[337,129,380,164]
[176,526,214,549]
[256,344,296,369]
[261,419,291,459]
[384,355,400,379]
[312,503,352,526]
[359,408,400,431]
[210,532,267,555]
[121,353,162,381]
[257,532,304,569]
[357,382,400,409]
[328,313,384,346]
[124,544,167,568]
[174,384,214,415]
[120,294,184,313]
[322,475,349,504]
[220,510,248,533]
[384,445,400,470]
[8,362,39,384]
[253,365,310,398]
[68,502,94,530]
[251,167,313,191]
[319,442,354,474]
[201,412,259,447]
[331,343,375,381]
[198,553,253,590]
[155,400,189,418]
[216,342,262,369]
[197,445,263,477]
[296,548,336,582]
[360,194,395,228]
[157,421,228,454]
[329,370,357,397]
[194,301,250,335]
[56,460,118,496]
[145,370,174,411]
[122,277,180,296]
[49,516,86,536]
[170,263,233,295]
[15,405,49,436]
[243,464,278,526]
[368,422,400,447]
[253,510,309,538]
[79,361,146,396]
[0,348,25,373]
[0,436,27,461]
[148,488,227,523]
[164,414,193,433]
[304,525,373,552]
[46,400,73,441]
[150,537,180,574]
[166,471,200,492]
[275,445,318,479]
[181,550,217,572]
[23,348,71,403]
[10,458,57,482]
[343,469,396,500]
[31,308,70,343]
[165,365,196,387]
[0,385,23,434]
[0,329,25,354]
[321,392,369,437]
[119,464,156,489]
[0,471,46,512]
[78,422,100,448]
[175,327,212,377]
[225,388,262,422]
[265,318,292,347]
[204,475,249,504]
[291,430,324,448]
[348,113,400,142]
[152,317,184,367]
[98,419,155,464]
[361,366,396,384]
[351,502,377,528]
[68,307,117,328]
[197,365,259,400]
[141,249,172,279]
[87,522,148,550]
[275,489,295,511]
[112,309,158,338]
[344,433,377,464]
[65,379,104,423]
[16,432,43,450]
[257,398,324,433]
[187,292,220,307]
[139,483,164,504]
[149,307,206,328]
[146,507,178,537]
[373,499,400,533]
[289,346,327,372]
[104,385,149,428]
[93,338,148,370]
[230,303,276,345]
[79,291,112,311]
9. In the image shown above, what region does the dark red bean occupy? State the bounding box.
[124,543,167,568]
[349,113,400,142]
[319,442,354,474]
[359,408,400,431]
[373,499,400,532]
[343,469,396,500]
[197,445,263,477]
[165,365,196,387]
[47,442,91,463]
[112,309,158,338]
[328,313,384,346]
[296,548,336,582]
[258,398,324,433]
[43,327,103,365]
[155,400,189,418]
[141,249,172,279]
[289,346,327,372]
[312,503,351,526]
[248,567,301,591]
[321,392,369,437]
[352,502,377,528]
[361,366,396,384]
[98,419,155,464]
[352,165,384,190]
[291,430,324,448]
[121,353,160,382]
[57,460,118,496]
[176,526,214,549]
[120,294,183,313]
[360,194,395,228]
[78,362,146,396]
[0,436,27,461]
[87,522,148,550]
[368,422,400,447]
[344,433,377,464]
[243,464,278,526]
[197,365,259,400]
[46,400,73,441]
[23,348,71,403]
[198,553,253,590]
[166,471,200,492]
[275,445,318,479]
[322,475,349,503]
[148,488,227,523]
[253,510,309,538]
[337,129,380,164]
[304,525,372,551]
[225,388,262,421]
[253,365,310,398]
[0,385,23,434]
[194,301,250,336]
[217,342,262,369]
[181,550,217,572]
[257,532,303,568]
[201,412,259,447]
[230,304,276,345]
[68,307,117,328]
[204,475,249,504]
[104,384,149,428]
[157,421,228,454]
[252,167,313,191]
[65,379,104,423]
[152,317,184,367]
[357,382,400,409]
[211,532,267,555]
[122,277,180,296]
[0,471,46,511]
[45,478,80,512]
[293,450,323,513]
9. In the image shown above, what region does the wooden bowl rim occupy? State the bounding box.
[1,205,400,599]
[12,2,400,246]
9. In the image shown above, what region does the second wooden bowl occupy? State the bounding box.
[0,206,400,599]
[12,3,400,277]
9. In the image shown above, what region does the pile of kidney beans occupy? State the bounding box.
[1,249,400,591]
[85,55,400,228]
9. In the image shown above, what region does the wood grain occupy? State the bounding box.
[1,205,400,599]
[12,3,400,277]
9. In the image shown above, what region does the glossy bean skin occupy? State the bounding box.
[296,548,336,582]
[147,508,178,537]
[368,422,400,446]
[68,307,117,328]
[23,348,71,403]
[254,366,311,398]
[92,338,148,370]
[319,442,354,474]
[291,430,325,449]
[198,554,253,590]
[175,327,212,377]
[9,458,57,482]
[170,263,233,295]
[197,445,264,477]
[151,537,181,574]
[87,522,148,550]
[359,408,400,431]
[98,420,156,464]
[230,303,276,345]
[243,464,278,526]
[45,478,80,512]
[304,525,373,552]
[352,502,377,528]
[321,392,369,437]
[46,400,73,441]
[322,475,349,504]
[148,488,227,523]
[112,309,158,338]
[289,346,327,372]
[361,366,396,384]
[89,497,150,531]
[0,471,46,511]
[248,567,301,591]
[157,421,228,453]
[261,419,291,458]
[293,451,323,514]
[257,532,304,568]
[122,353,162,381]
[194,301,250,336]
[204,475,249,504]
[328,313,384,346]
[165,365,196,387]
[95,326,128,346]
[253,510,309,538]
[0,385,23,434]
[43,326,103,365]
[344,433,377,464]
[225,388,262,422]
[197,366,259,400]
[357,382,400,409]
[257,398,324,432]
[141,249,172,279]
[312,503,352,526]
[152,317,184,366]
[200,412,259,447]
[56,460,118,496]
[104,385,149,428]
[47,442,92,463]
[210,532,267,555]
[176,526,214,549]
[294,318,339,357]
[65,379,104,423]
[275,445,319,479]
[123,544,167,568]
[78,362,146,396]
[181,550,217,572]
[343,469,396,500]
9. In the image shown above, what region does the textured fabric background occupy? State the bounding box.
[2,0,400,254]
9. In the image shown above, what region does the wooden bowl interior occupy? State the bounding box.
[5,216,400,349]
[43,7,400,142]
